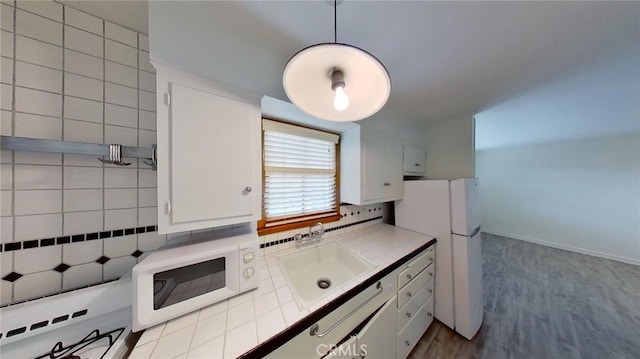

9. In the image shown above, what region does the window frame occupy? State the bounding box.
[257,118,341,236]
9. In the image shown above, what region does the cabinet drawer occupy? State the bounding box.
[398,248,435,289]
[397,283,429,331]
[398,267,433,308]
[397,297,434,359]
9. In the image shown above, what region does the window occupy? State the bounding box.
[258,119,341,235]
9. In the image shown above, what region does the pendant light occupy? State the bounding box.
[282,0,391,122]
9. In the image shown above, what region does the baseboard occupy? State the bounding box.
[482,229,640,266]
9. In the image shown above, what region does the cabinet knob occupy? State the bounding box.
[406,273,412,279]
[428,288,433,293]
[244,186,252,193]
[414,163,420,167]
[406,312,411,318]
[405,340,411,347]
[428,312,433,318]
[407,291,412,297]
[429,272,433,277]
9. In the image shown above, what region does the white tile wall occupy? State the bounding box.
[105,125,137,147]
[1,57,13,84]
[1,3,14,31]
[13,271,60,301]
[14,87,62,117]
[62,262,102,291]
[0,110,11,136]
[104,188,137,210]
[16,0,62,22]
[104,234,137,257]
[64,25,102,57]
[63,166,103,189]
[15,9,62,46]
[14,213,62,241]
[105,22,137,47]
[63,189,103,212]
[64,96,103,123]
[105,60,137,88]
[105,39,137,67]
[14,245,61,273]
[15,61,62,93]
[64,7,102,35]
[105,208,137,230]
[65,49,103,80]
[14,189,61,215]
[63,119,103,143]
[63,239,102,265]
[14,165,62,189]
[63,210,101,235]
[1,30,14,58]
[105,103,137,128]
[64,73,103,101]
[15,34,62,69]
[14,112,62,140]
[105,82,137,108]
[103,255,136,281]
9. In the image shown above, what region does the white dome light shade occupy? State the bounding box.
[283,43,391,122]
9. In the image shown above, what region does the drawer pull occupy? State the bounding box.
[407,291,412,297]
[310,281,383,338]
[406,312,411,318]
[405,340,411,347]
[428,289,433,293]
[406,273,412,280]
[428,272,433,277]
[428,312,433,317]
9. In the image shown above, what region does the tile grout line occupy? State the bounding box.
[60,0,66,295]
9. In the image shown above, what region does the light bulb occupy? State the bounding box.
[333,85,349,111]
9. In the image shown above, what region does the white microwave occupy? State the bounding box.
[132,226,259,332]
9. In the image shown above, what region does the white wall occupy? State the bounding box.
[476,133,640,265]
[424,114,475,179]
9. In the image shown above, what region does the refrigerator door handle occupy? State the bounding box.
[469,225,481,238]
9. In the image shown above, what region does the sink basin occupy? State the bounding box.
[277,242,375,308]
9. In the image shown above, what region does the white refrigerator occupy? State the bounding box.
[394,178,483,340]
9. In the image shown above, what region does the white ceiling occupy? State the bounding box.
[60,1,640,149]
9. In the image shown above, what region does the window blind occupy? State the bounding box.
[262,119,339,226]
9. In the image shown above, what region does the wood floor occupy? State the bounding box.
[408,233,640,359]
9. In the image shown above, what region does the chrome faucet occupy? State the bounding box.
[295,222,325,246]
[308,222,325,240]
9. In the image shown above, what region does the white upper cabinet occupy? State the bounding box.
[341,126,403,205]
[403,144,426,175]
[154,63,261,234]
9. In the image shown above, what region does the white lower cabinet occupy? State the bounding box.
[355,295,397,359]
[266,274,396,359]
[396,246,435,358]
[324,296,398,359]
[268,244,435,359]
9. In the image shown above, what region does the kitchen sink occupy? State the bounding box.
[277,241,375,308]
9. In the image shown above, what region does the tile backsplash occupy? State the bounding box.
[0,0,162,306]
[0,1,388,308]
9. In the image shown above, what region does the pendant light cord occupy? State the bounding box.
[334,0,337,43]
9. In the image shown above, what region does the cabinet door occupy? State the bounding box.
[357,295,397,359]
[403,145,426,175]
[362,128,388,201]
[156,64,261,234]
[362,129,403,203]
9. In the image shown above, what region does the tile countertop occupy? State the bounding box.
[130,223,436,359]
